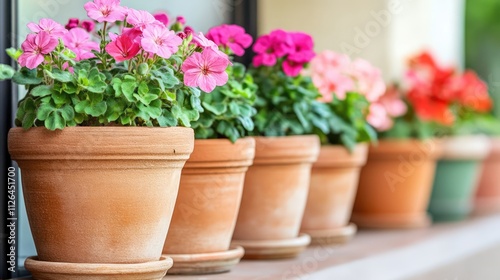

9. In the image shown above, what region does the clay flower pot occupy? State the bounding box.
[8,127,194,280]
[301,144,368,245]
[232,135,320,259]
[428,136,491,221]
[162,138,255,275]
[352,139,441,228]
[475,138,500,214]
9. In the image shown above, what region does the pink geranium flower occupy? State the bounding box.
[350,58,386,102]
[63,28,99,61]
[18,31,58,69]
[367,103,392,131]
[206,24,253,56]
[84,0,126,23]
[127,9,157,30]
[141,25,182,59]
[153,12,169,26]
[310,51,354,101]
[105,33,140,62]
[182,48,231,93]
[27,18,67,37]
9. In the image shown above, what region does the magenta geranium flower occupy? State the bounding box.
[153,12,169,26]
[105,33,140,62]
[141,25,182,59]
[253,29,294,67]
[65,18,80,30]
[18,31,58,69]
[27,18,67,37]
[84,0,126,23]
[81,20,95,32]
[63,28,99,61]
[206,24,253,56]
[127,9,157,30]
[182,48,230,93]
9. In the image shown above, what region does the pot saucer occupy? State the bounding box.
[163,246,244,275]
[350,213,432,229]
[303,223,357,246]
[231,233,311,260]
[474,197,500,215]
[25,256,172,280]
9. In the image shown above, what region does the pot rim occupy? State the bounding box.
[251,135,320,165]
[313,143,368,168]
[367,138,442,160]
[439,135,492,160]
[8,126,194,161]
[184,137,256,169]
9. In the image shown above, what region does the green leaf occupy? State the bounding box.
[229,102,241,115]
[44,68,73,83]
[202,102,227,115]
[60,104,75,121]
[45,112,65,130]
[238,116,254,131]
[12,68,42,85]
[6,48,22,61]
[0,64,15,80]
[85,101,107,117]
[121,80,137,102]
[190,95,204,112]
[75,100,90,114]
[172,105,191,127]
[157,109,178,127]
[30,85,52,97]
[36,103,55,121]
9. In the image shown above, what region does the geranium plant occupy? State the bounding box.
[190,24,258,142]
[248,29,328,137]
[310,51,403,150]
[382,51,499,138]
[0,0,231,130]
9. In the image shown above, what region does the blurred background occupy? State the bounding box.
[2,0,500,278]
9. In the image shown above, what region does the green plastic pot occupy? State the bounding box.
[428,136,491,222]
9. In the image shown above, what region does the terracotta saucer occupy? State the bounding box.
[304,223,357,246]
[25,256,172,280]
[350,213,432,229]
[163,246,244,275]
[474,197,500,215]
[231,233,311,260]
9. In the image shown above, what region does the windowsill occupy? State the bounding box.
[15,213,500,280]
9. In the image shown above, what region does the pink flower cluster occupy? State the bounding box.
[206,24,253,56]
[19,19,67,69]
[252,29,315,77]
[17,0,232,93]
[310,50,405,131]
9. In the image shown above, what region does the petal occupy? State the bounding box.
[228,42,245,56]
[212,71,228,87]
[197,74,217,93]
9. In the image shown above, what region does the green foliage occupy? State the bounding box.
[313,92,377,151]
[4,43,202,131]
[192,62,257,142]
[249,65,325,137]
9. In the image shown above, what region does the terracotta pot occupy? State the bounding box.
[162,138,255,274]
[8,127,193,265]
[475,138,500,214]
[232,135,320,259]
[428,136,491,221]
[352,139,441,228]
[301,144,368,244]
